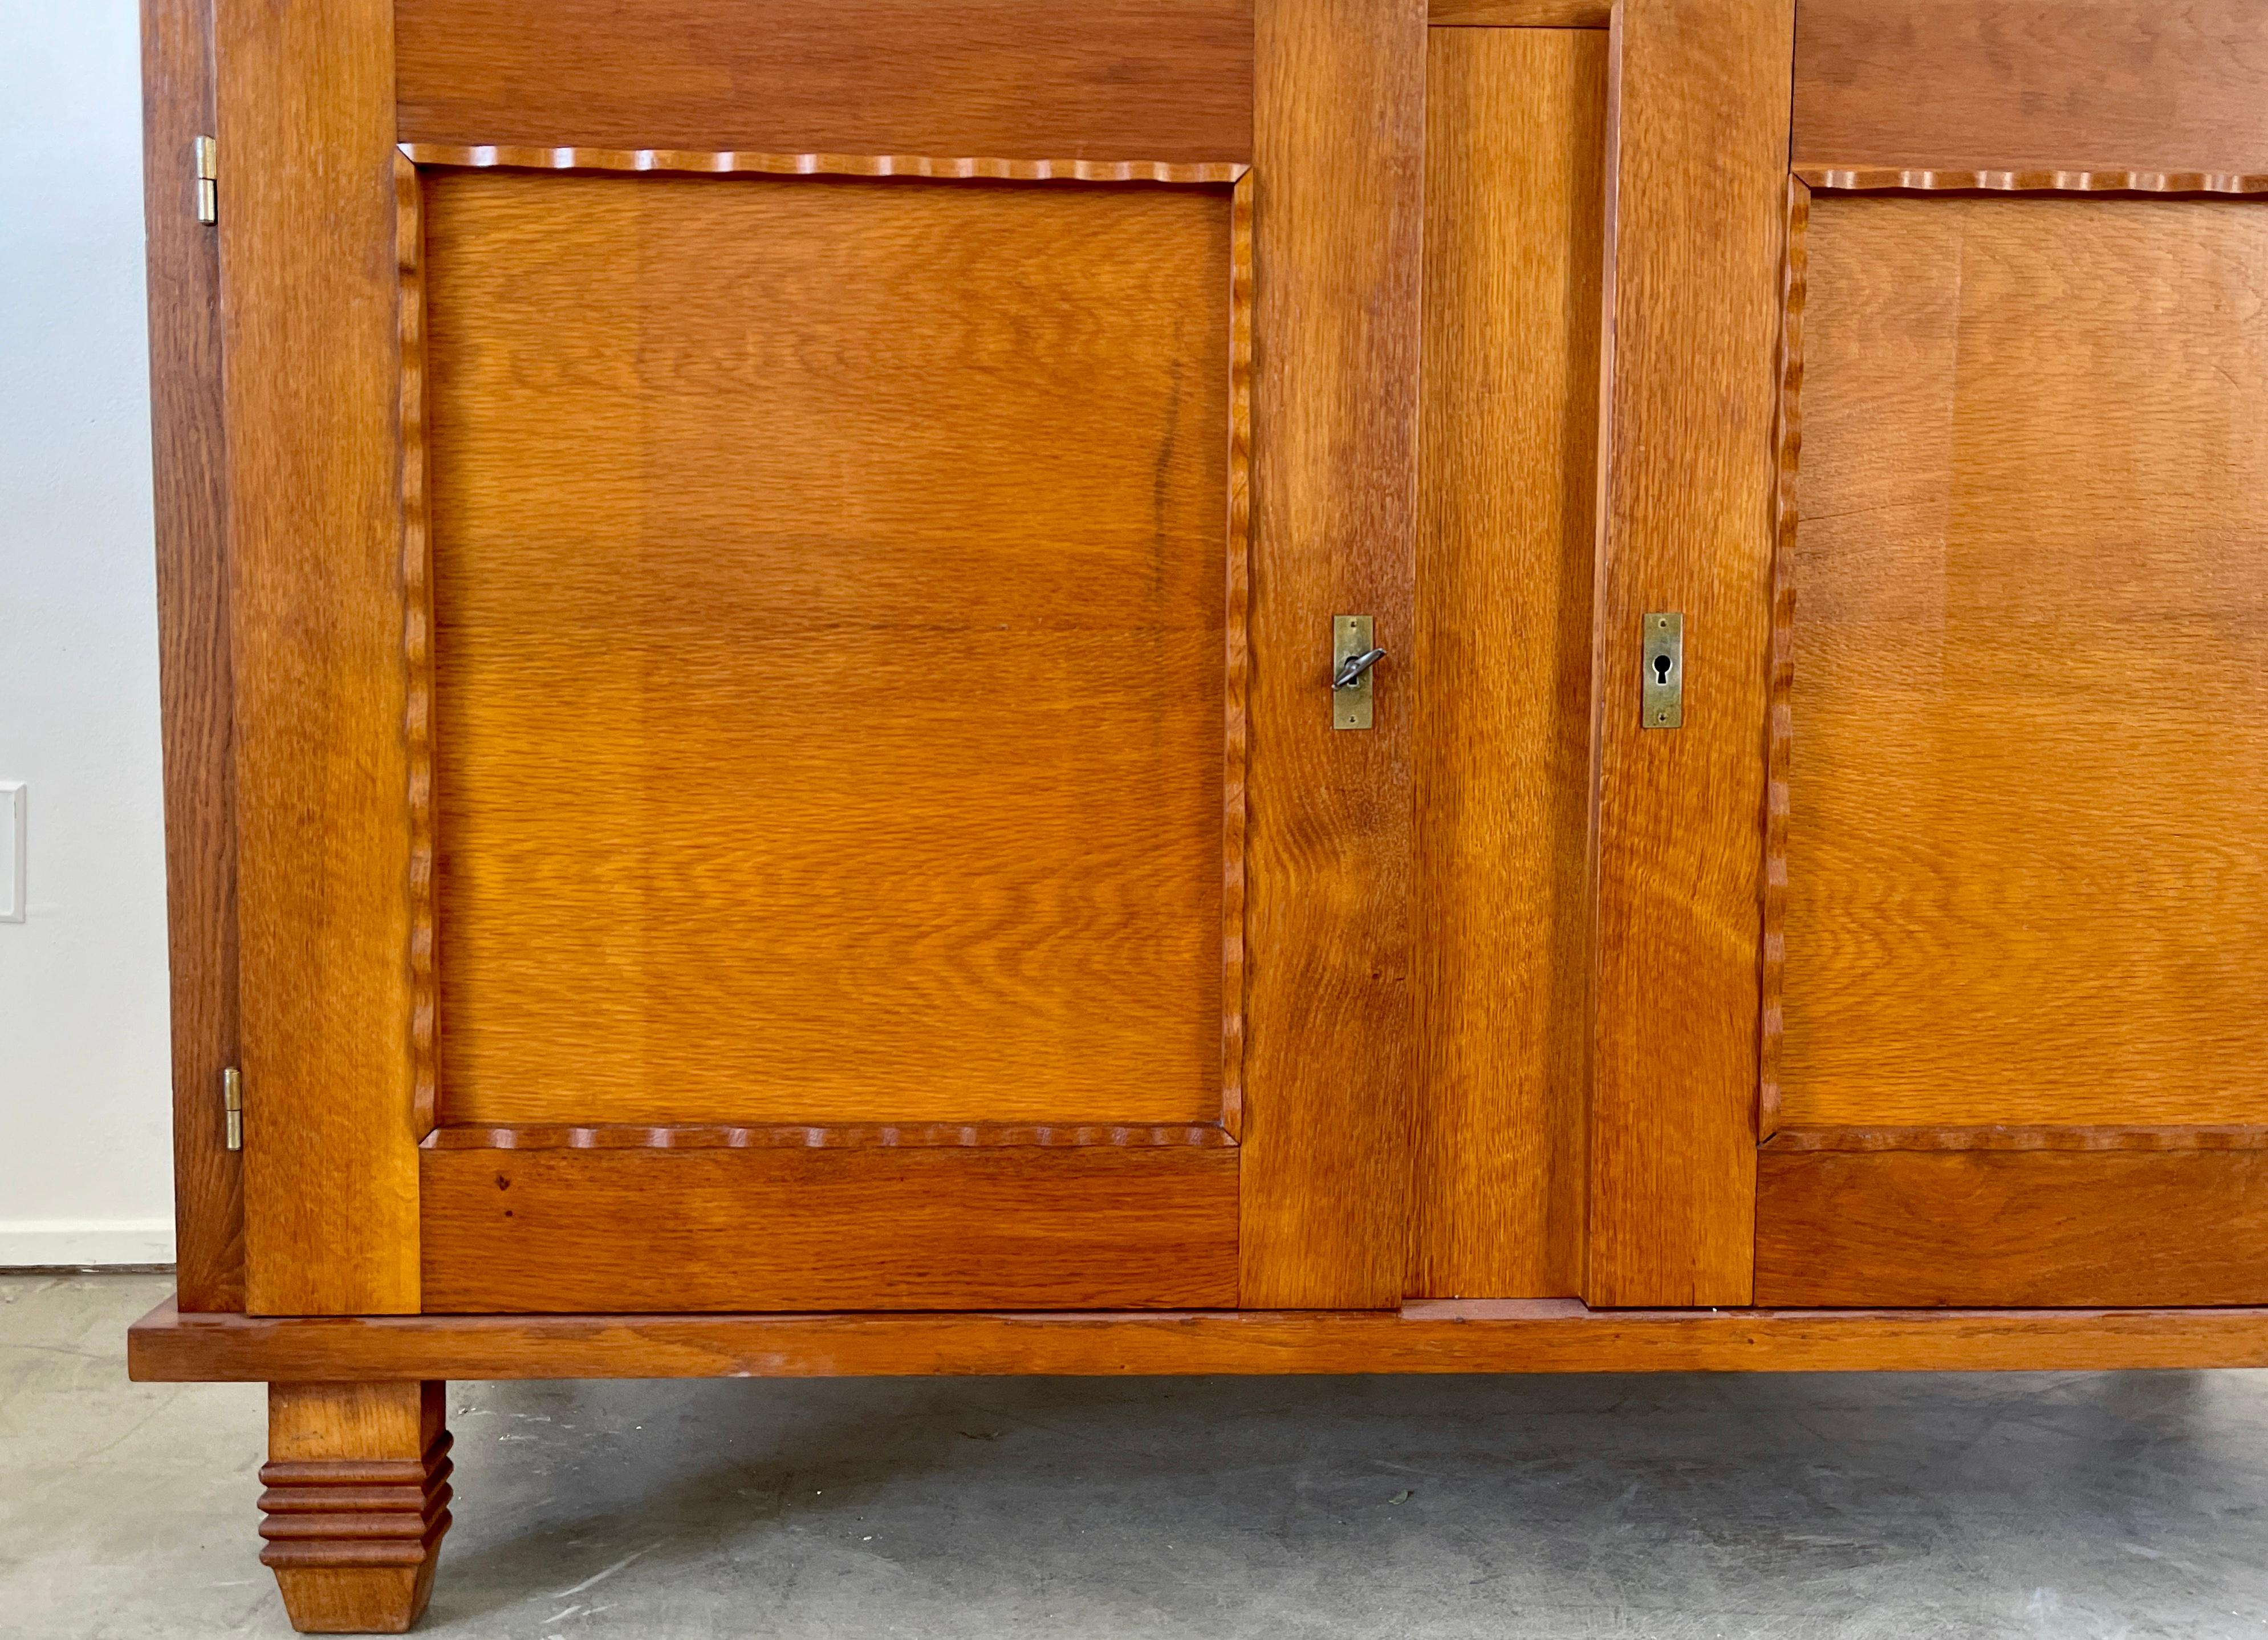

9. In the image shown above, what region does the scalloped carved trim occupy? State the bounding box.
[425,1123,1238,1151]
[1766,1126,2268,1153]
[1799,165,2268,196]
[399,143,1247,185]
[1758,176,1808,1141]
[1221,169,1253,1141]
[396,154,439,1138]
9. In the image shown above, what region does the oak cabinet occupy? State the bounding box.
[136,0,2268,1627]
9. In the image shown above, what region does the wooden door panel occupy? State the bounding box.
[1410,24,1604,1299]
[1778,192,2268,1134]
[421,1141,1238,1311]
[420,164,1238,1128]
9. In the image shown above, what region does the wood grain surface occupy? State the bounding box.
[420,168,1236,1128]
[217,0,420,1316]
[1779,194,2268,1130]
[420,1147,1239,1310]
[131,1297,2268,1380]
[1767,1126,2268,1152]
[1430,0,1609,23]
[1411,26,1604,1299]
[1793,0,2268,176]
[143,0,242,1310]
[1584,0,1793,1307]
[1757,1150,2268,1306]
[1237,0,1425,1308]
[395,0,1254,164]
[262,1383,449,1633]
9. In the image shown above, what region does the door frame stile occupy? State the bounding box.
[1583,0,1795,1306]
[1239,0,1428,1308]
[218,0,421,1314]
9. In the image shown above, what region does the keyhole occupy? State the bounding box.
[1652,652,1673,685]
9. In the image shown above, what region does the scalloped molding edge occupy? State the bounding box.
[400,143,1247,184]
[425,1123,1238,1150]
[395,154,438,1138]
[1800,165,2268,194]
[1758,175,1808,1140]
[1767,1126,2268,1152]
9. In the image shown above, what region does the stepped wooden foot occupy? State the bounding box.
[259,1382,452,1634]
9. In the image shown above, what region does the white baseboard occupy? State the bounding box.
[0,1219,176,1268]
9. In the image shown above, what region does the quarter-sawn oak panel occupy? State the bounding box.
[1781,194,2268,1130]
[422,169,1236,1128]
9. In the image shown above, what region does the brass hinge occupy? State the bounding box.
[223,1065,243,1151]
[194,136,217,225]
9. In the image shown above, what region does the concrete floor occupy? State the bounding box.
[5,1275,2268,1639]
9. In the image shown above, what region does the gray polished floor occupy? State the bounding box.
[5,1273,2267,1638]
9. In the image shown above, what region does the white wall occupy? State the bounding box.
[0,0,177,1265]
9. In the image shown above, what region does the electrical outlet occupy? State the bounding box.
[0,783,22,922]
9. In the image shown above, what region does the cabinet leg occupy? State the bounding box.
[258,1382,453,1634]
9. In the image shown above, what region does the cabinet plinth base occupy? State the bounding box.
[129,1299,2268,1383]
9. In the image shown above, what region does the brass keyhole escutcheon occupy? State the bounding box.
[1641,612,1682,729]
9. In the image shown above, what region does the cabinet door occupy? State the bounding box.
[218,0,1422,1314]
[1574,0,1798,1306]
[1754,0,2268,1306]
[1560,0,2268,1310]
